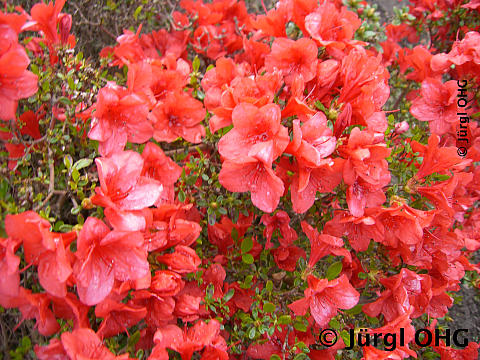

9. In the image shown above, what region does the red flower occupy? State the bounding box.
[219,158,285,213]
[339,128,391,217]
[88,83,152,156]
[219,103,289,166]
[156,245,200,274]
[0,237,21,307]
[92,150,163,230]
[17,110,41,139]
[96,297,147,338]
[151,91,205,143]
[208,72,282,133]
[272,245,306,272]
[15,288,60,336]
[365,309,417,359]
[286,112,340,213]
[363,269,433,321]
[5,211,75,298]
[409,78,458,135]
[152,319,227,360]
[0,25,38,120]
[73,217,149,305]
[338,48,390,129]
[5,143,25,170]
[265,37,318,85]
[61,328,131,359]
[218,103,289,212]
[305,2,361,52]
[151,270,185,297]
[261,211,297,249]
[301,221,351,268]
[141,142,182,205]
[207,213,252,254]
[411,134,471,180]
[288,274,359,327]
[375,202,434,248]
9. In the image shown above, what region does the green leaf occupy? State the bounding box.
[223,289,235,302]
[178,190,186,203]
[294,320,307,332]
[127,330,141,350]
[345,304,363,315]
[266,280,273,292]
[329,318,341,329]
[358,272,367,279]
[192,56,200,72]
[326,261,343,280]
[241,237,253,253]
[63,155,73,169]
[58,96,72,106]
[278,315,291,324]
[133,5,143,20]
[67,76,75,91]
[293,354,307,360]
[242,253,254,264]
[341,330,351,348]
[263,302,275,313]
[231,227,238,242]
[248,327,256,339]
[73,158,93,171]
[208,212,216,226]
[71,168,80,183]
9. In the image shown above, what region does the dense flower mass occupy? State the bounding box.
[1,0,480,359]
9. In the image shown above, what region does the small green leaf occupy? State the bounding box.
[223,289,235,302]
[345,304,363,315]
[64,155,73,169]
[73,158,93,171]
[127,330,141,350]
[208,212,216,226]
[326,261,342,280]
[341,330,351,348]
[248,327,256,339]
[329,318,341,329]
[178,190,186,203]
[58,96,72,106]
[192,56,200,72]
[231,227,238,242]
[242,253,254,264]
[278,315,291,324]
[266,280,273,292]
[71,168,80,182]
[133,5,143,20]
[293,354,307,360]
[358,272,367,279]
[67,76,75,91]
[294,320,307,332]
[263,302,275,313]
[270,355,281,360]
[241,237,253,253]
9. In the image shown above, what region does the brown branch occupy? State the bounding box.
[163,143,211,156]
[392,86,409,111]
[33,149,55,212]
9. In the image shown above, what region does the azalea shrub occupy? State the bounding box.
[1,0,480,359]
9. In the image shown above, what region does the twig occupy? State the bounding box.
[163,143,211,156]
[34,149,55,212]
[70,2,101,26]
[392,86,409,111]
